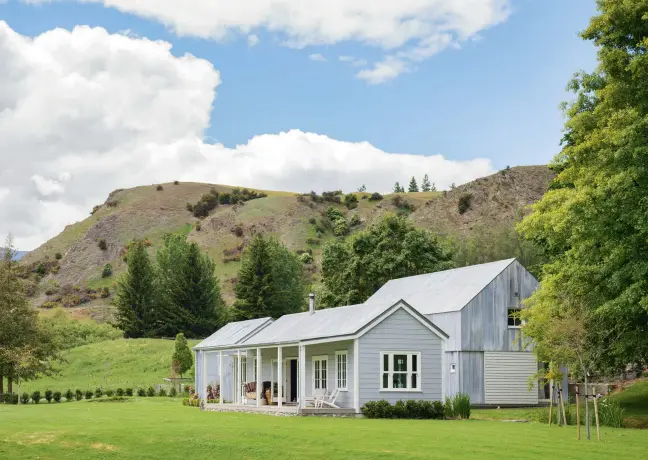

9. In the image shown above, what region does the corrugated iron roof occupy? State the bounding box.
[238,300,397,347]
[366,258,516,315]
[193,317,272,350]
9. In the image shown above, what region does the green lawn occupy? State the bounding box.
[1,398,647,459]
[19,339,199,394]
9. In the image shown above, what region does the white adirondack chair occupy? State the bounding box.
[316,388,341,408]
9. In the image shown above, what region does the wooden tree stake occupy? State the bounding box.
[559,385,568,427]
[593,394,601,441]
[576,387,581,440]
[548,381,554,426]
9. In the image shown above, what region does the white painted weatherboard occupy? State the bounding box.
[484,352,538,405]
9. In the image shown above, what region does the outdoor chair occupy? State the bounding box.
[315,388,341,408]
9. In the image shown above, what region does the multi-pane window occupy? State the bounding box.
[336,351,348,390]
[380,352,420,391]
[508,308,522,327]
[312,356,328,391]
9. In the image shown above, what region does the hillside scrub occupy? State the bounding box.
[40,308,122,350]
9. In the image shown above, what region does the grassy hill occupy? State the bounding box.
[19,339,199,394]
[21,166,554,318]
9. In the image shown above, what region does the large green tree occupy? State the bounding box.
[421,174,432,192]
[233,234,305,320]
[156,233,225,338]
[518,0,648,372]
[0,236,61,396]
[319,215,454,307]
[114,240,156,338]
[408,176,419,193]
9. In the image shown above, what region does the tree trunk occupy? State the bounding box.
[7,377,12,394]
[0,374,4,397]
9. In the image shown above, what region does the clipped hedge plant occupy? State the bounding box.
[361,398,451,420]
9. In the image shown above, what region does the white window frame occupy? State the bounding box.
[380,352,421,392]
[253,357,257,382]
[507,308,522,328]
[335,350,348,391]
[312,355,328,392]
[241,356,248,383]
[450,363,457,374]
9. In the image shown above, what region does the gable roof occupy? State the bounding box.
[194,300,448,351]
[366,258,517,315]
[193,317,272,350]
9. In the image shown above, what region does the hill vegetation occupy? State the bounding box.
[18,166,554,320]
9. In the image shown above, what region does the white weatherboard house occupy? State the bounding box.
[193,258,549,415]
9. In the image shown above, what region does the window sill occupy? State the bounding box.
[507,326,521,329]
[338,388,348,392]
[379,389,422,393]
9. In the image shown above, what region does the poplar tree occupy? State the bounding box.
[171,333,193,378]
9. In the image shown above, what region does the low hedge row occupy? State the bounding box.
[4,386,184,404]
[361,393,471,420]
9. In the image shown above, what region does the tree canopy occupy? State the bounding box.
[172,333,193,378]
[408,176,419,193]
[319,214,454,307]
[421,174,432,192]
[233,234,305,320]
[518,0,648,373]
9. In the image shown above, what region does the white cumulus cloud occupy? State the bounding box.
[309,53,326,62]
[0,21,493,250]
[247,34,259,46]
[24,0,511,83]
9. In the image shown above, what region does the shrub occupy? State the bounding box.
[85,391,93,400]
[405,399,422,419]
[169,387,178,397]
[137,388,146,397]
[458,193,473,215]
[156,184,164,191]
[326,206,345,222]
[452,393,471,419]
[393,400,407,419]
[158,388,168,397]
[391,195,416,213]
[125,388,134,396]
[65,389,74,401]
[102,263,112,278]
[116,388,125,397]
[31,391,41,404]
[53,391,62,403]
[306,238,320,245]
[369,192,383,201]
[195,221,202,231]
[432,400,445,419]
[332,218,349,237]
[182,398,201,407]
[344,193,358,210]
[95,387,103,398]
[233,224,244,237]
[299,252,313,264]
[5,394,19,405]
[106,389,114,397]
[349,214,361,227]
[186,202,193,212]
[99,287,110,298]
[91,205,101,215]
[45,390,53,403]
[55,252,63,260]
[174,180,179,185]
[21,393,30,404]
[147,386,156,397]
[444,397,454,419]
[98,239,107,250]
[75,389,83,401]
[308,217,317,225]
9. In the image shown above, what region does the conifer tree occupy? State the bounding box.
[233,234,305,320]
[114,240,156,338]
[421,174,431,192]
[171,333,193,378]
[156,234,225,337]
[408,176,419,192]
[393,182,402,193]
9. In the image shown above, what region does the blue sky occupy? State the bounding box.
[0,0,597,168]
[0,0,600,248]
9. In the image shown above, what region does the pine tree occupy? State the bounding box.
[393,182,402,193]
[421,174,431,192]
[156,234,225,337]
[430,182,437,192]
[114,240,156,338]
[408,176,419,192]
[171,333,193,378]
[233,234,305,320]
[233,234,276,320]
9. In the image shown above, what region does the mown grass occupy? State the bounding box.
[19,339,198,394]
[1,398,646,459]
